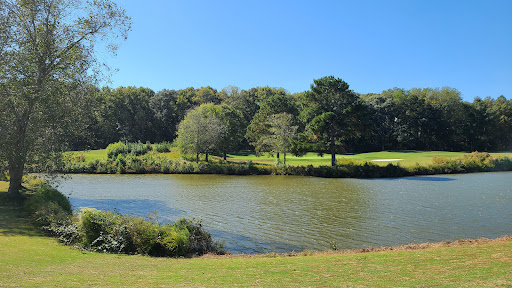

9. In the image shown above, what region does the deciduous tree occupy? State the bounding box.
[176,104,227,163]
[0,0,131,197]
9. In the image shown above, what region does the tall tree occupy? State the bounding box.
[363,93,397,151]
[0,0,131,197]
[96,86,157,144]
[193,86,221,105]
[209,104,246,160]
[149,89,179,142]
[300,76,362,166]
[246,93,299,156]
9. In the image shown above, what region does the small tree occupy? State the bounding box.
[266,113,298,165]
[246,93,299,157]
[176,104,227,163]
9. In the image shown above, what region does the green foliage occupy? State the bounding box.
[22,183,222,257]
[176,104,228,162]
[106,141,152,159]
[25,185,72,215]
[77,208,221,256]
[23,184,77,242]
[62,146,512,178]
[0,0,131,196]
[299,76,364,166]
[106,142,128,159]
[153,142,172,153]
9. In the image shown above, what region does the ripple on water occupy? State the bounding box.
[57,172,512,254]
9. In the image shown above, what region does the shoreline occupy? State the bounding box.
[202,235,512,259]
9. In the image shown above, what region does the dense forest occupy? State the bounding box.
[71,76,512,155]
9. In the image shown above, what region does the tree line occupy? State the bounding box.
[2,1,511,198]
[72,77,512,165]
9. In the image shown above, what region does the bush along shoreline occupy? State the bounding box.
[24,184,224,257]
[58,151,512,178]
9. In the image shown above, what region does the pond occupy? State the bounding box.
[56,172,512,254]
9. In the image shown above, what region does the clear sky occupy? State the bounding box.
[107,0,512,101]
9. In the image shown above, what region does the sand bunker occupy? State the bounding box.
[371,159,404,162]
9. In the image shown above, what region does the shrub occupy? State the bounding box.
[24,184,75,242]
[106,141,153,159]
[106,142,128,159]
[115,154,127,173]
[78,208,119,246]
[153,142,172,153]
[75,208,222,257]
[127,141,152,156]
[25,184,72,215]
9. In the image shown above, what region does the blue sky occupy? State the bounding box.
[107,0,512,101]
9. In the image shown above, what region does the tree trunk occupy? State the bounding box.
[205,153,209,162]
[196,153,199,164]
[7,112,31,198]
[223,152,227,161]
[7,157,24,198]
[283,153,286,165]
[277,152,280,159]
[330,128,336,167]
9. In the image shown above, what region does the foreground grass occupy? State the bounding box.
[1,183,511,287]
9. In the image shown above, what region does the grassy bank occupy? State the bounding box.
[61,148,512,178]
[1,184,511,287]
[227,150,477,167]
[72,148,512,167]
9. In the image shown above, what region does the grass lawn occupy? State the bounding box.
[72,148,512,167]
[227,150,512,167]
[1,182,511,287]
[67,149,108,162]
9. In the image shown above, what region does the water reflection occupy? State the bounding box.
[57,172,512,254]
[69,198,184,222]
[403,176,455,181]
[366,176,455,181]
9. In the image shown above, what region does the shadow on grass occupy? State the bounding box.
[0,194,41,237]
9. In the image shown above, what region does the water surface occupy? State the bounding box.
[56,172,512,254]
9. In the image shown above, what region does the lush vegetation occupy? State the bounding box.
[21,182,222,257]
[61,148,512,178]
[0,0,131,197]
[67,83,512,159]
[4,51,512,192]
[1,184,511,287]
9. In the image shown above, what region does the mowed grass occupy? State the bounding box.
[1,182,511,287]
[67,149,108,162]
[228,151,512,167]
[70,148,512,167]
